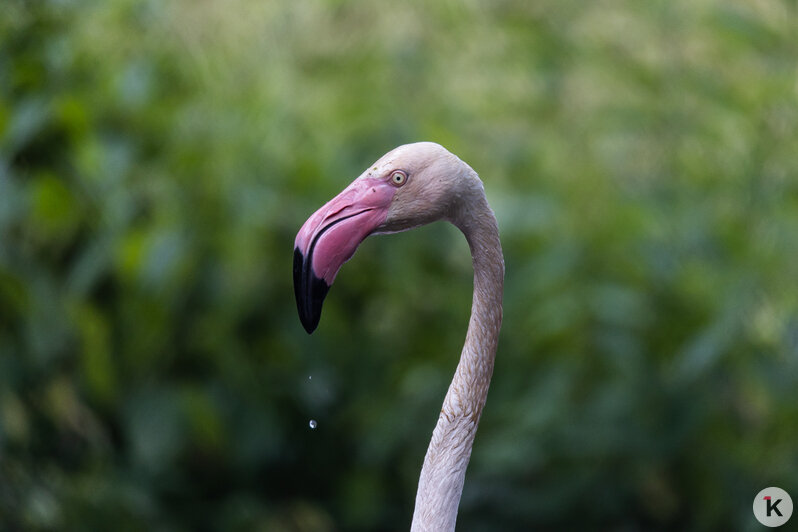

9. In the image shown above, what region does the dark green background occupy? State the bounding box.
[1,1,797,530]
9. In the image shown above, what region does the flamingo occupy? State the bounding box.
[293,142,504,531]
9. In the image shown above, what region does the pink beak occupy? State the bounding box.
[293,177,397,333]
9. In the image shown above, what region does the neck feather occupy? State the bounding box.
[410,187,504,532]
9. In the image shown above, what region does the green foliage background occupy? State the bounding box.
[1,0,797,530]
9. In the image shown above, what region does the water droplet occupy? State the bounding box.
[309,419,317,429]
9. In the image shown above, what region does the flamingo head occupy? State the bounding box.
[293,142,480,333]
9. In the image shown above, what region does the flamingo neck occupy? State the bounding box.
[410,191,504,532]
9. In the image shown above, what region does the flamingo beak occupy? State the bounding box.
[293,177,397,333]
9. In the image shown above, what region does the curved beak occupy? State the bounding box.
[293,177,397,333]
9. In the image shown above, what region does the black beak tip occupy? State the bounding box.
[293,248,330,334]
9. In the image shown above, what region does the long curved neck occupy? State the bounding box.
[411,189,504,532]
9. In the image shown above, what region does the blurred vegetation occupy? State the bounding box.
[1,0,797,530]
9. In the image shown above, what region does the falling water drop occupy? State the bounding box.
[309,419,317,429]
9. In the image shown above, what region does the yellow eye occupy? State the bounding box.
[390,170,407,186]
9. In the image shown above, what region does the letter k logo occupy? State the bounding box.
[754,487,792,527]
[764,496,783,517]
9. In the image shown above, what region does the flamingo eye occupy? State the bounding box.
[390,170,407,186]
